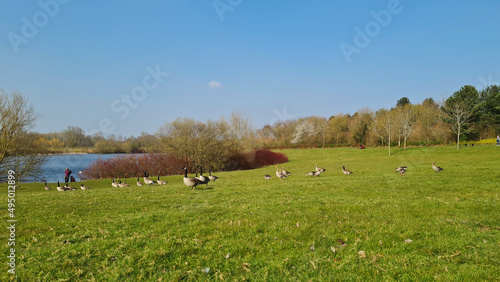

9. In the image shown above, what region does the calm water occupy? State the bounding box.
[35,154,123,183]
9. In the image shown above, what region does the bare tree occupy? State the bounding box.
[60,126,87,147]
[0,90,44,181]
[224,111,256,151]
[157,117,232,171]
[373,109,394,155]
[443,103,473,150]
[396,105,416,151]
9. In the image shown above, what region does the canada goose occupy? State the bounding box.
[157,175,167,185]
[342,166,353,175]
[118,180,130,187]
[282,167,291,176]
[80,184,91,190]
[111,179,119,188]
[264,174,272,179]
[394,166,407,175]
[208,170,219,182]
[44,182,50,190]
[315,164,326,173]
[136,177,143,186]
[56,181,69,192]
[198,167,210,186]
[276,166,287,178]
[432,163,444,173]
[143,170,155,186]
[64,183,77,190]
[182,166,205,189]
[306,171,321,177]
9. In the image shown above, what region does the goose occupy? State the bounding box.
[143,170,155,186]
[157,175,167,185]
[56,181,69,191]
[264,174,272,179]
[315,164,326,173]
[282,167,291,176]
[118,180,130,187]
[208,170,219,182]
[136,177,143,186]
[342,166,353,175]
[182,166,205,189]
[432,163,444,173]
[80,184,91,190]
[276,166,287,178]
[111,179,119,188]
[44,182,51,190]
[394,166,407,175]
[306,171,321,177]
[197,167,210,186]
[64,182,77,190]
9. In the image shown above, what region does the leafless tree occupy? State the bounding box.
[443,103,473,150]
[0,90,44,182]
[373,109,395,155]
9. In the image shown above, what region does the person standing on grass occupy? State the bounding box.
[64,168,72,183]
[497,135,499,146]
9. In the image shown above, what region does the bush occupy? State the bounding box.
[80,149,288,179]
[225,149,288,171]
[80,154,188,180]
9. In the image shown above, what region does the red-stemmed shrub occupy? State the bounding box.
[80,154,189,180]
[80,149,288,179]
[225,149,288,171]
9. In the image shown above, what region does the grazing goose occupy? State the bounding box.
[306,171,321,177]
[44,182,51,191]
[118,180,130,187]
[282,167,291,176]
[276,166,287,178]
[432,163,444,173]
[111,179,119,188]
[64,183,77,190]
[394,166,407,175]
[182,166,205,189]
[80,184,91,190]
[342,166,353,175]
[136,177,143,186]
[197,167,210,186]
[157,175,167,185]
[143,170,155,186]
[264,174,272,179]
[208,170,219,182]
[315,164,326,173]
[56,181,69,192]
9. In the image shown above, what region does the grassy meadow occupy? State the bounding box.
[1,146,499,281]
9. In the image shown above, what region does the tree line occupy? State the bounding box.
[1,84,498,181]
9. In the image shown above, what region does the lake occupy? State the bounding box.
[36,154,123,183]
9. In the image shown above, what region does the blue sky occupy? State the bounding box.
[1,0,499,137]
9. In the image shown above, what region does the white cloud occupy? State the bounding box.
[208,81,223,88]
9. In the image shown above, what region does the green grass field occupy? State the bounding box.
[1,146,499,281]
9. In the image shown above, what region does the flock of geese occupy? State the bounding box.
[46,181,91,191]
[45,163,445,191]
[264,162,445,179]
